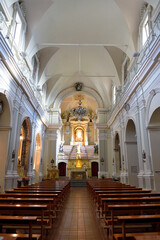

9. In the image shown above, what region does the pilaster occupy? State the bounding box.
[139,98,154,189]
[44,124,62,170]
[5,100,23,190]
[96,124,109,178]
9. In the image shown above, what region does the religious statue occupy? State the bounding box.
[51,158,54,168]
[59,143,63,153]
[94,144,98,154]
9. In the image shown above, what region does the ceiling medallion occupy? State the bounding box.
[75,82,83,91]
[72,100,88,120]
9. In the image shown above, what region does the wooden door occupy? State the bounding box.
[58,162,66,176]
[91,162,98,177]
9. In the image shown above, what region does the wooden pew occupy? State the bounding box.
[95,191,154,208]
[116,215,160,240]
[0,180,70,239]
[0,197,54,226]
[0,216,37,240]
[101,197,160,218]
[0,192,63,215]
[0,204,47,239]
[114,232,160,240]
[93,189,151,204]
[0,233,41,240]
[107,204,160,238]
[97,192,160,213]
[5,190,64,206]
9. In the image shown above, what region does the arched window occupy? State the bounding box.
[139,5,152,48]
[11,3,27,50]
[13,11,22,45]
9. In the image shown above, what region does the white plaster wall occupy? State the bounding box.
[0,65,46,190]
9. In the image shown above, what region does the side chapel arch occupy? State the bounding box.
[0,93,11,191]
[33,133,41,183]
[17,118,31,178]
[148,107,160,191]
[125,119,139,187]
[114,132,121,178]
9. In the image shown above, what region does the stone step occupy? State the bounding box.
[70,179,86,187]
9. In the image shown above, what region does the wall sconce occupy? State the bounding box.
[142,150,146,160]
[20,51,27,58]
[142,150,146,163]
[19,134,23,140]
[0,100,3,114]
[133,52,140,57]
[100,157,104,165]
[12,150,15,159]
[124,103,130,112]
[12,150,15,162]
[5,34,9,39]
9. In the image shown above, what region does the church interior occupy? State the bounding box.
[0,0,160,239]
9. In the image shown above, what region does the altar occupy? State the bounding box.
[67,158,91,178]
[70,170,87,180]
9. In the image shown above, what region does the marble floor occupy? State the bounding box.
[47,187,106,240]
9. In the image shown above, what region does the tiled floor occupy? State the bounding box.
[47,187,105,240]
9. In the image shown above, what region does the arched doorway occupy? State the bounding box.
[125,119,139,187]
[33,133,41,183]
[114,133,121,178]
[17,118,31,178]
[0,93,11,191]
[58,162,66,176]
[91,162,98,177]
[148,107,160,191]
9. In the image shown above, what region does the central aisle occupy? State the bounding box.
[48,187,105,240]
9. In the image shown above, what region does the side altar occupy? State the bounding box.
[47,166,59,180]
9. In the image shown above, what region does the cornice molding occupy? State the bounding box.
[0,126,11,131]
[147,125,160,130]
[96,123,108,130]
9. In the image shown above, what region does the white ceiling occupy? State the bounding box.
[9,0,158,110]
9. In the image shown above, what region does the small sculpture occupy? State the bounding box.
[59,143,63,153]
[51,158,54,168]
[94,144,98,154]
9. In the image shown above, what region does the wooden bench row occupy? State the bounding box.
[87,179,160,240]
[0,180,70,240]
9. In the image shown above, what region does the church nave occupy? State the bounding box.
[47,187,105,240]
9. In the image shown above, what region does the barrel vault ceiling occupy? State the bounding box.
[7,0,158,111]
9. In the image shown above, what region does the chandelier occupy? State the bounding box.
[72,100,88,120]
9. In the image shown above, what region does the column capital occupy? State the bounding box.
[46,124,62,140]
[13,99,21,110]
[96,108,108,124]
